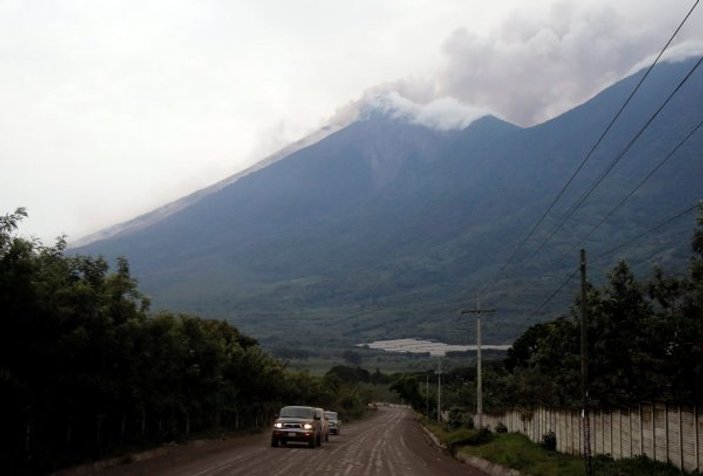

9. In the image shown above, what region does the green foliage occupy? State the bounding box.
[0,210,379,473]
[591,454,694,476]
[458,432,693,476]
[390,375,424,410]
[342,350,362,366]
[405,209,703,425]
[446,407,473,429]
[542,430,557,451]
[459,432,578,474]
[326,365,371,383]
[493,206,703,408]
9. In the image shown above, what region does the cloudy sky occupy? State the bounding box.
[1,0,701,243]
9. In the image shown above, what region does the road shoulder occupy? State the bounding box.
[418,420,521,476]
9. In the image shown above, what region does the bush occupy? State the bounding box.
[541,430,556,451]
[446,427,493,456]
[447,407,474,429]
[495,422,508,433]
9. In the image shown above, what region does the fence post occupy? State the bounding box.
[627,407,634,458]
[618,408,625,458]
[679,405,683,471]
[653,403,657,462]
[610,410,614,456]
[577,408,581,456]
[665,403,669,463]
[693,406,701,471]
[640,404,644,456]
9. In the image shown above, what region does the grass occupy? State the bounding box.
[422,424,693,476]
[459,432,584,475]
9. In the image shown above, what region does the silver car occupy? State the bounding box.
[324,410,341,435]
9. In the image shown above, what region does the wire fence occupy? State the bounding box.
[480,402,702,473]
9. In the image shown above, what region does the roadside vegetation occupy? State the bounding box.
[394,208,703,474]
[423,422,693,475]
[0,208,377,474]
[427,422,690,476]
[394,207,703,413]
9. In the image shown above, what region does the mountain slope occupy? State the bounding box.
[76,58,703,349]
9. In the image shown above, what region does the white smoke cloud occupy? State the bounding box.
[354,90,490,131]
[629,40,703,75]
[331,1,703,130]
[4,0,703,242]
[434,2,703,126]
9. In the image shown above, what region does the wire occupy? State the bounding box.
[478,0,700,297]
[530,266,580,317]
[531,200,702,316]
[546,117,703,268]
[529,55,703,259]
[580,118,703,243]
[594,201,702,263]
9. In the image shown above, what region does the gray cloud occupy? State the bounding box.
[343,1,703,129]
[4,0,703,242]
[434,2,701,125]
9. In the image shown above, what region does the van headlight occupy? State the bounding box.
[303,423,313,430]
[274,422,284,428]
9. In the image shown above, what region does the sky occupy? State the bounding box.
[1,0,702,244]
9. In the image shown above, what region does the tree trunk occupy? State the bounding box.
[25,422,32,462]
[96,415,104,456]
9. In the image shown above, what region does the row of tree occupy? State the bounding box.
[392,208,703,416]
[0,209,373,474]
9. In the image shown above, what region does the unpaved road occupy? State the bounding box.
[93,406,488,476]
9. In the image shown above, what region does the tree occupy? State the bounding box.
[390,376,424,410]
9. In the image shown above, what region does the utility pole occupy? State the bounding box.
[437,358,442,423]
[581,249,593,476]
[462,293,495,428]
[426,373,429,421]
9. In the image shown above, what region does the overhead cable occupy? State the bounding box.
[529,55,703,259]
[478,0,700,297]
[531,200,701,316]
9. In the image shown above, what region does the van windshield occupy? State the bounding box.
[280,407,314,418]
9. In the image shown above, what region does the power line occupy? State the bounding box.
[593,201,702,263]
[530,200,702,316]
[530,266,580,317]
[529,55,703,259]
[548,117,703,266]
[478,0,700,297]
[583,118,703,241]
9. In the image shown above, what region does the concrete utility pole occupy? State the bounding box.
[437,358,442,423]
[462,293,495,429]
[581,249,593,476]
[426,373,429,420]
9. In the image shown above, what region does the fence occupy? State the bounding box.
[479,402,702,473]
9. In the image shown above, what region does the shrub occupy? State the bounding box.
[447,407,474,429]
[447,427,494,456]
[495,422,508,433]
[541,430,556,451]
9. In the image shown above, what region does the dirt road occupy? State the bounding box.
[93,405,488,476]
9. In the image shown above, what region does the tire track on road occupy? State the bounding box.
[94,406,488,476]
